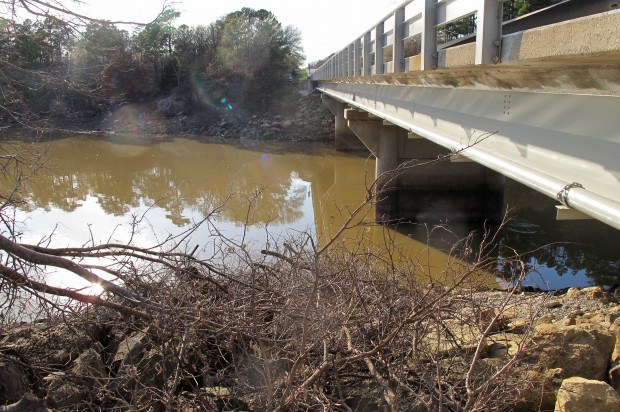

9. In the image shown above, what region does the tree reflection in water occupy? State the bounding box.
[3,136,618,290]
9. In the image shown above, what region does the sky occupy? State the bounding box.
[74,0,403,64]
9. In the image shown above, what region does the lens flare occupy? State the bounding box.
[88,283,105,296]
[189,70,234,111]
[220,98,233,111]
[102,104,162,140]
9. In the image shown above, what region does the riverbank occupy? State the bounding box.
[2,282,620,411]
[149,89,336,142]
[23,89,333,144]
[1,88,335,144]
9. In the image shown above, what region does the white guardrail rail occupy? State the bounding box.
[312,0,504,80]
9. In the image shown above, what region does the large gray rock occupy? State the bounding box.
[43,371,84,408]
[113,331,148,368]
[555,377,620,412]
[514,322,616,410]
[565,286,612,304]
[157,96,186,117]
[44,348,106,409]
[72,348,106,388]
[514,368,564,412]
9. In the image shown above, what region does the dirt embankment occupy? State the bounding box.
[98,89,335,143]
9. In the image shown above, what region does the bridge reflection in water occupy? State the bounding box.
[5,136,498,289]
[6,136,618,291]
[305,149,496,289]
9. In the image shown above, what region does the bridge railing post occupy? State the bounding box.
[393,7,406,73]
[363,32,372,76]
[422,0,438,70]
[476,0,503,65]
[336,51,340,78]
[346,46,351,77]
[349,43,355,77]
[334,53,337,78]
[374,21,385,75]
[355,41,360,76]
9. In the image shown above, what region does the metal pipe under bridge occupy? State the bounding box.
[310,0,620,231]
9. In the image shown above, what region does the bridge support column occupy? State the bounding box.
[345,108,505,224]
[376,125,405,222]
[345,109,403,222]
[321,96,365,151]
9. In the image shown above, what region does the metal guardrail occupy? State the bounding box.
[311,0,617,80]
[312,0,504,80]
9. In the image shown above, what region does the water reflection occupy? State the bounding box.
[18,137,319,227]
[495,180,620,290]
[393,179,620,290]
[2,136,618,290]
[4,136,486,288]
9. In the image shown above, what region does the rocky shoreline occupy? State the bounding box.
[0,89,336,145]
[98,90,335,143]
[2,286,620,411]
[476,286,620,411]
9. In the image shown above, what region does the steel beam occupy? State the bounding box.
[318,83,620,230]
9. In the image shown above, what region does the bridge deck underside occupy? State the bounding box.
[318,82,620,230]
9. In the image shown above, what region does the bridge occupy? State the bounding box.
[310,0,620,230]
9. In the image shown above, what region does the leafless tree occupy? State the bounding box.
[0,137,548,411]
[0,0,172,129]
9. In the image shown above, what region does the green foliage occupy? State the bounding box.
[297,68,308,81]
[0,16,77,124]
[437,13,476,44]
[437,1,561,43]
[79,22,129,64]
[171,22,223,85]
[503,0,560,20]
[8,17,73,67]
[71,21,136,103]
[0,4,304,125]
[134,9,180,63]
[214,8,304,112]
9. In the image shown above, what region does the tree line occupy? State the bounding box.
[0,4,304,127]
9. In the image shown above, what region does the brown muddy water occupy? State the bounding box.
[2,135,619,294]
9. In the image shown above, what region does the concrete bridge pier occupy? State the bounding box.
[345,109,505,224]
[321,96,366,151]
[344,109,401,221]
